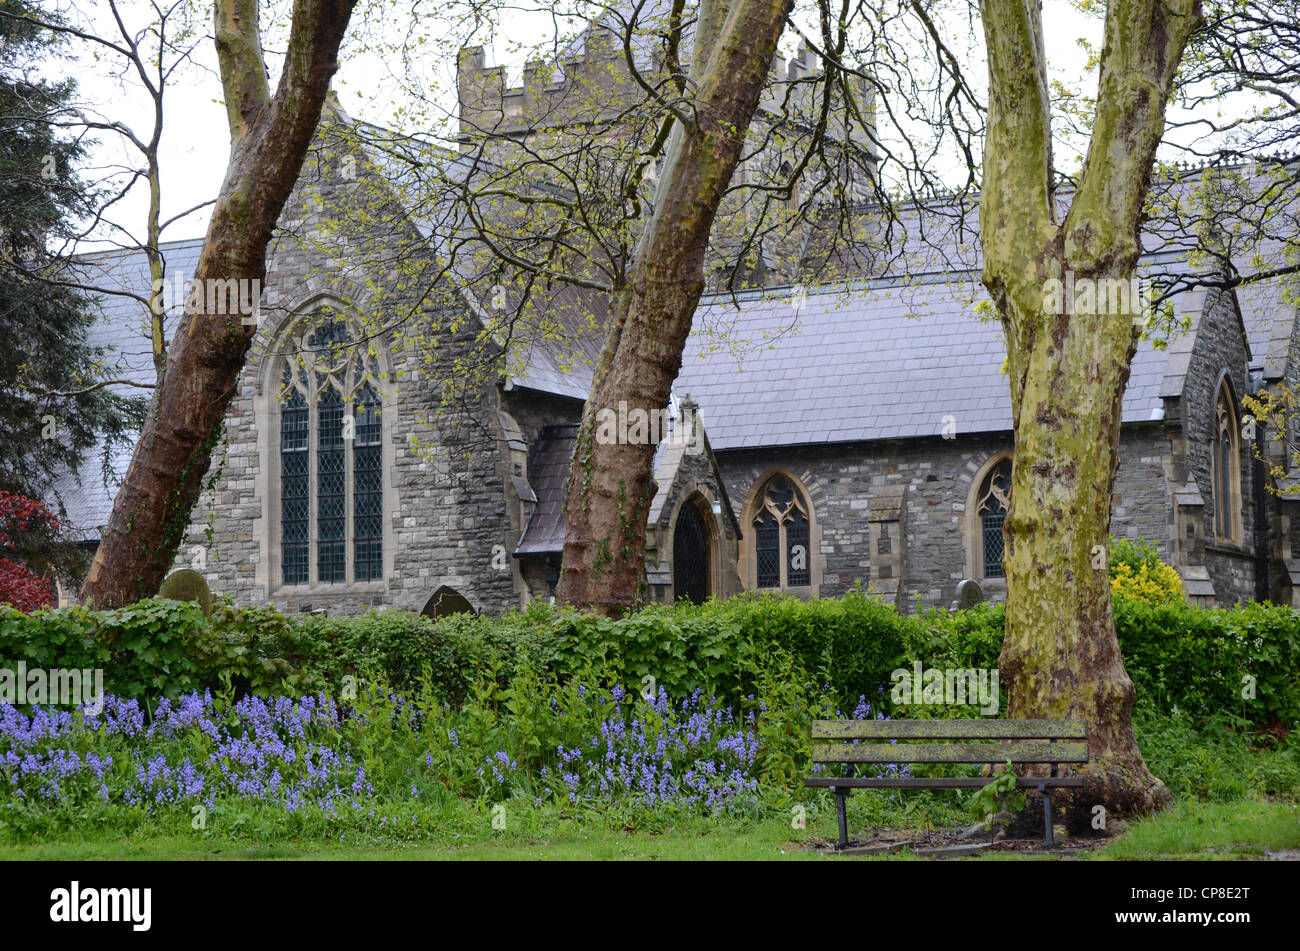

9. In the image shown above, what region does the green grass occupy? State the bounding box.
[3,793,1294,861]
[0,807,819,861]
[1094,799,1300,860]
[0,784,965,860]
[0,824,812,861]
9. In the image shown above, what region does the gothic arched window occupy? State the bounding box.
[278,319,385,585]
[974,457,1012,579]
[1211,378,1241,544]
[750,474,812,589]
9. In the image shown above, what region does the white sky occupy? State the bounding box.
[59,0,1107,248]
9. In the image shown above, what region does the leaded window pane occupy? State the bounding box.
[1214,420,1222,530]
[353,384,383,581]
[280,389,309,585]
[786,509,810,586]
[318,387,346,583]
[976,459,1011,579]
[1213,385,1239,542]
[767,476,795,510]
[308,320,350,368]
[982,511,1006,578]
[755,512,780,588]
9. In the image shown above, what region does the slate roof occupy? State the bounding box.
[514,425,577,555]
[807,176,1298,380]
[676,268,1193,451]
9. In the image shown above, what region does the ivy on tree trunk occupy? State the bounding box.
[80,0,358,608]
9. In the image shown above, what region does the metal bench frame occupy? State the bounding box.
[804,719,1089,849]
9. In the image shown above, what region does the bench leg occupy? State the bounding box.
[834,788,849,850]
[1042,785,1054,848]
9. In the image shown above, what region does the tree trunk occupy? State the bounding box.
[980,0,1202,820]
[556,0,794,614]
[996,262,1172,822]
[81,0,357,608]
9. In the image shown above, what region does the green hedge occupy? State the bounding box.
[1,591,1296,727]
[0,600,203,701]
[1115,599,1300,728]
[537,591,910,703]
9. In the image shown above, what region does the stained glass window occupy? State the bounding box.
[278,319,384,585]
[751,474,812,589]
[317,386,346,582]
[354,383,383,582]
[755,511,780,588]
[975,458,1011,579]
[280,368,309,585]
[1212,381,1240,543]
[787,508,810,586]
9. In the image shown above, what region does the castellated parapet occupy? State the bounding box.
[456,24,877,175]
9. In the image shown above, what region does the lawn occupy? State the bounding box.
[3,794,1295,861]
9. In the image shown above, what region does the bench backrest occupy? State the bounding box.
[811,719,1088,765]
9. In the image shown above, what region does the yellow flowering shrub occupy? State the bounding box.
[1109,538,1184,605]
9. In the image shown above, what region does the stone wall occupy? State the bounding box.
[717,435,1007,610]
[717,425,1181,612]
[1113,424,1175,558]
[173,118,522,618]
[1165,285,1260,605]
[1269,290,1300,606]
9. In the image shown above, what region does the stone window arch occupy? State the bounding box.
[670,492,719,605]
[967,453,1013,580]
[267,306,392,588]
[1211,375,1242,544]
[742,471,818,593]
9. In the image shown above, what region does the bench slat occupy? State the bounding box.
[812,719,1088,740]
[804,776,1085,789]
[810,741,1089,764]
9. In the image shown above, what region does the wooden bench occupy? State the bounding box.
[805,719,1089,849]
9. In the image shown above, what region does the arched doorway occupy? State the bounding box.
[420,586,474,619]
[672,500,711,604]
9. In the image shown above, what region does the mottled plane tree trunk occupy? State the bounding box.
[81,0,358,608]
[555,0,796,614]
[980,0,1202,819]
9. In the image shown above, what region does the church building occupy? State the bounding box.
[50,27,1300,615]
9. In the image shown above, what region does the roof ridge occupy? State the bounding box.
[69,236,206,265]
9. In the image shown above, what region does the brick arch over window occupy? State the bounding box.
[1210,372,1242,545]
[259,300,396,592]
[739,469,821,594]
[965,452,1013,581]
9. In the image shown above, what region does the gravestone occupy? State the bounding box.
[158,568,215,615]
[949,579,984,610]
